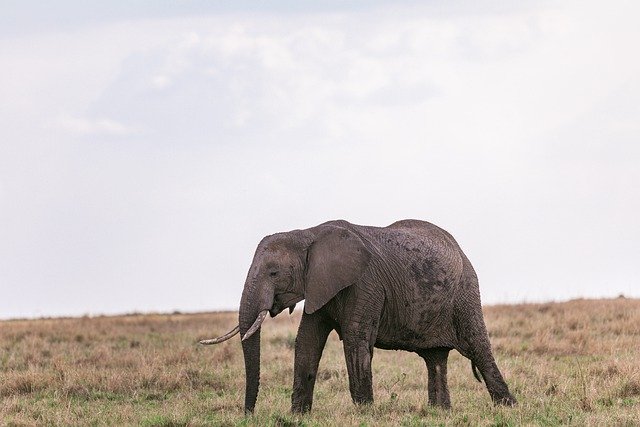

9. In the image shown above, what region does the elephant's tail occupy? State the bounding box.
[471,362,483,383]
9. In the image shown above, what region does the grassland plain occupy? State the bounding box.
[1,298,639,426]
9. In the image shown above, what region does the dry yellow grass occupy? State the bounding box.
[1,298,639,426]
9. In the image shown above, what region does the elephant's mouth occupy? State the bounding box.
[270,293,303,317]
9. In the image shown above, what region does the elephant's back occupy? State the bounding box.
[323,219,467,282]
[386,219,457,242]
[384,220,464,265]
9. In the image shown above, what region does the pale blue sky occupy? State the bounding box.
[1,1,638,319]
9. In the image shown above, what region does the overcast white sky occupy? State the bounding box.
[1,1,638,319]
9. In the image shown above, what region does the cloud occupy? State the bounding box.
[83,14,499,145]
[52,114,136,136]
[81,3,639,152]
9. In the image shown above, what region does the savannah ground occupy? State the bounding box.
[1,298,639,426]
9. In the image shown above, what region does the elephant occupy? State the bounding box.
[200,219,516,413]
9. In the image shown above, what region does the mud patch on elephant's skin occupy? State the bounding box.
[410,260,450,293]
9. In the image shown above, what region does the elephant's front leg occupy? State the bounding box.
[343,337,374,405]
[291,312,332,413]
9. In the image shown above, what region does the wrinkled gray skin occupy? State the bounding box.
[233,219,516,413]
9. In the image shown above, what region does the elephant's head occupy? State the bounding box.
[199,224,371,413]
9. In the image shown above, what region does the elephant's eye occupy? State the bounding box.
[269,271,278,277]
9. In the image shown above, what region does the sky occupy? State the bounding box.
[1,1,638,319]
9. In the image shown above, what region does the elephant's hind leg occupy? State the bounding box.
[455,312,516,406]
[470,352,516,406]
[419,348,451,409]
[454,264,517,406]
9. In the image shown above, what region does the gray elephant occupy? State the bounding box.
[200,219,516,413]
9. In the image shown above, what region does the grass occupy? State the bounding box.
[1,298,639,426]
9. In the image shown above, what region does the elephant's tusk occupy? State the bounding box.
[199,325,240,345]
[242,310,268,341]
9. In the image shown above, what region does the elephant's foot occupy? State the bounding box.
[476,362,516,407]
[428,399,451,410]
[352,394,374,406]
[494,394,517,406]
[291,399,312,414]
[291,375,315,413]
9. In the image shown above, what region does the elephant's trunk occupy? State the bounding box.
[238,275,274,413]
[240,327,261,413]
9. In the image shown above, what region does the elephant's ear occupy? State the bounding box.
[304,225,371,314]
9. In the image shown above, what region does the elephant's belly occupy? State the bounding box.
[375,292,457,352]
[375,325,454,351]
